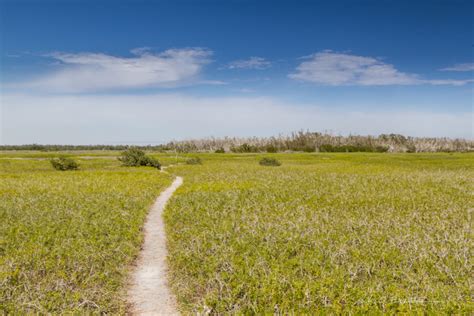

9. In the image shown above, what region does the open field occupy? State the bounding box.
[164,153,474,313]
[0,156,173,313]
[1,152,473,313]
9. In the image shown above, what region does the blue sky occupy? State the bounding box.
[0,0,472,144]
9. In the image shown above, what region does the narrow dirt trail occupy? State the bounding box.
[128,168,183,315]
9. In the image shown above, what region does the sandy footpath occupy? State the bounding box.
[128,171,183,315]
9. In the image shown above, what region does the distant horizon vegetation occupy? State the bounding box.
[1,131,472,153]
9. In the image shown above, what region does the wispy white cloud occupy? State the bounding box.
[2,93,471,144]
[289,51,473,86]
[12,48,212,93]
[228,57,271,70]
[425,79,473,86]
[440,63,474,72]
[129,47,153,55]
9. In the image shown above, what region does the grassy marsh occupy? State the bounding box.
[1,152,472,314]
[164,153,473,313]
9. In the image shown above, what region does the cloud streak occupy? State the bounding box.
[14,48,212,93]
[289,51,472,86]
[227,57,271,70]
[440,63,474,72]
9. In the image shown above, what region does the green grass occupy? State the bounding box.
[0,156,172,313]
[164,153,474,314]
[1,152,473,314]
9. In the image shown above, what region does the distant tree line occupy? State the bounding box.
[166,131,474,153]
[1,131,473,153]
[0,144,162,151]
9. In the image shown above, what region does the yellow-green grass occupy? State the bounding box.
[1,151,473,313]
[0,156,172,313]
[0,150,121,158]
[0,150,183,159]
[164,153,474,313]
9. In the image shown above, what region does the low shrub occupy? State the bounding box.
[231,143,259,153]
[300,146,316,152]
[259,157,281,166]
[374,146,389,153]
[319,144,388,153]
[186,157,202,165]
[118,148,161,169]
[266,145,278,153]
[406,144,417,153]
[215,148,225,153]
[50,157,79,171]
[319,144,335,152]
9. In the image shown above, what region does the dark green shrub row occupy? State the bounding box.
[230,143,388,153]
[319,144,389,153]
[0,144,159,151]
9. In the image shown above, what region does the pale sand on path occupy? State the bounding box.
[128,171,183,315]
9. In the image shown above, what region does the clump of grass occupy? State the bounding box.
[186,157,202,165]
[118,148,161,169]
[50,157,79,171]
[259,157,281,166]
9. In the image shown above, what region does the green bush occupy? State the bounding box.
[118,148,161,169]
[266,145,278,153]
[300,146,316,152]
[406,144,417,153]
[186,157,202,165]
[215,148,225,153]
[259,157,281,166]
[231,143,258,153]
[319,144,388,153]
[50,157,79,171]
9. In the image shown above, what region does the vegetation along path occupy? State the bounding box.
[128,170,183,315]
